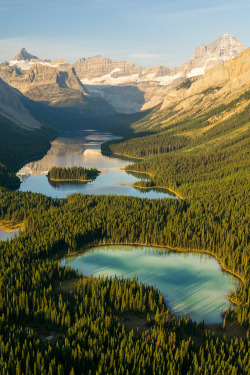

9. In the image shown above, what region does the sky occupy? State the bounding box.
[0,0,249,67]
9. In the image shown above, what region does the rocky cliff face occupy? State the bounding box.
[161,47,250,115]
[74,55,142,80]
[1,35,246,114]
[14,47,39,61]
[0,50,114,115]
[73,34,245,113]
[0,62,90,107]
[0,78,41,130]
[128,47,250,136]
[181,34,246,77]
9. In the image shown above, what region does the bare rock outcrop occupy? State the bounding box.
[0,78,41,130]
[74,35,246,113]
[161,48,250,117]
[1,36,246,114]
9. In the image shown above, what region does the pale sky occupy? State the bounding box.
[0,0,249,67]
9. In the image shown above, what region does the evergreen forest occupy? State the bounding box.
[0,79,249,374]
[48,167,100,182]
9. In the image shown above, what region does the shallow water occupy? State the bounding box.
[61,245,239,324]
[0,230,19,241]
[17,131,176,199]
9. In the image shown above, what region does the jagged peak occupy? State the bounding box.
[210,34,245,48]
[14,48,39,61]
[191,34,245,63]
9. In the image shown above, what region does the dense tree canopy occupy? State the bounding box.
[0,191,249,374]
[48,166,100,182]
[0,88,249,373]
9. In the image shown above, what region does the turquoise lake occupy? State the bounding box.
[61,245,239,324]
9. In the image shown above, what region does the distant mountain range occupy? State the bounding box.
[118,47,250,151]
[103,47,250,169]
[0,49,114,116]
[0,34,246,114]
[0,34,249,186]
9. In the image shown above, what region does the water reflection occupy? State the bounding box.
[18,131,177,199]
[61,245,239,324]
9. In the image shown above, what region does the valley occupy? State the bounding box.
[17,131,176,199]
[0,35,249,374]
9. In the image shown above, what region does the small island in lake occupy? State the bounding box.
[48,166,100,182]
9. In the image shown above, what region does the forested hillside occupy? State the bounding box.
[0,48,249,375]
[101,57,250,332]
[0,191,249,374]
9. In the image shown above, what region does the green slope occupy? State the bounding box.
[102,89,250,325]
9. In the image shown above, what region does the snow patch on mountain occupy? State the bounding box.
[81,73,140,85]
[187,67,205,78]
[154,73,182,85]
[9,60,59,70]
[81,72,182,86]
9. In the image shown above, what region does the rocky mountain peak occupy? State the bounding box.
[14,48,39,61]
[208,34,245,59]
[1,35,246,115]
[192,34,245,63]
[183,34,246,78]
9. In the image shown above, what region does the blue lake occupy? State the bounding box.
[17,131,176,199]
[61,245,239,324]
[0,230,19,241]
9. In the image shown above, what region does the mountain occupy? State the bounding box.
[2,35,245,115]
[104,47,250,155]
[0,77,41,130]
[74,34,246,113]
[0,79,59,172]
[75,35,245,83]
[13,47,39,61]
[9,48,68,70]
[181,34,246,78]
[160,46,250,122]
[0,49,115,116]
[73,55,139,81]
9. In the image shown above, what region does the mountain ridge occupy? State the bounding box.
[74,34,246,113]
[4,34,246,114]
[103,47,250,156]
[0,77,41,130]
[0,59,114,116]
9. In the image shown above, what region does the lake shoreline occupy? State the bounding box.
[49,178,93,182]
[62,242,242,325]
[63,241,244,299]
[113,152,145,160]
[124,169,184,199]
[124,169,153,177]
[0,220,24,233]
[122,183,183,199]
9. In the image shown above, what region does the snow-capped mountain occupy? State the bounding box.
[8,47,68,71]
[0,50,114,115]
[2,34,246,114]
[14,47,38,61]
[73,34,245,112]
[75,35,245,84]
[129,47,250,134]
[183,34,246,78]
